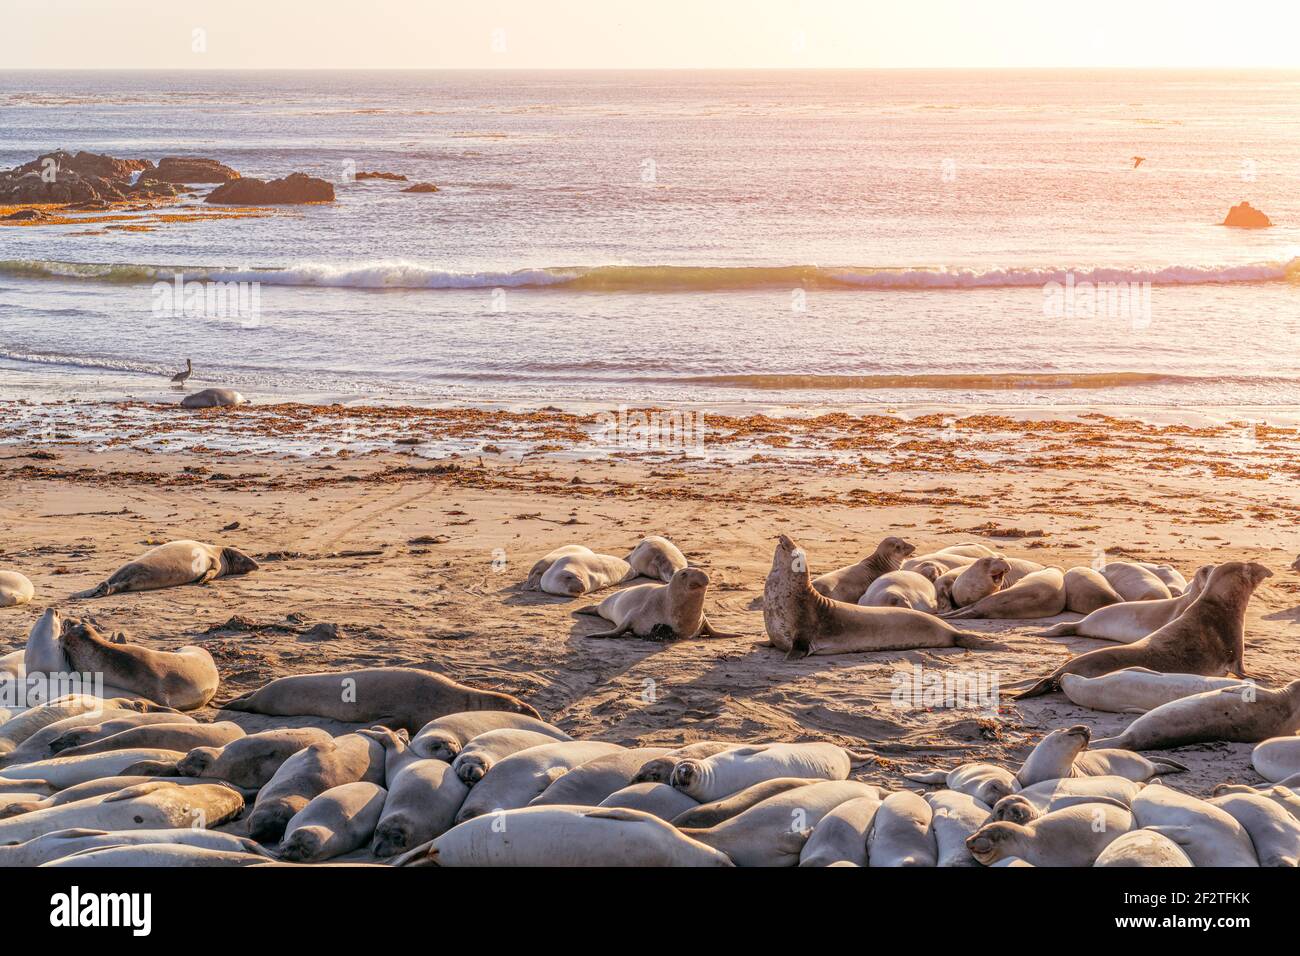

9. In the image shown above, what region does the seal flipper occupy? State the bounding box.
[1013,673,1062,699]
[585,622,632,639]
[784,634,812,660]
[572,604,604,616]
[1033,621,1078,638]
[902,770,950,784]
[70,582,110,600]
[1150,756,1189,774]
[697,617,740,639]
[216,691,256,711]
[952,631,1010,651]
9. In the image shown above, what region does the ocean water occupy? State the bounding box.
[1,69,1299,409]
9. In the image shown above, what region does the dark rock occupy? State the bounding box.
[205,172,335,205]
[1,209,46,221]
[1222,201,1272,228]
[399,182,439,193]
[144,156,241,184]
[354,170,407,181]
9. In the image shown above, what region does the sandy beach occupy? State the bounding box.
[3,399,1296,808]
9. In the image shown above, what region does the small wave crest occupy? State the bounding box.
[2,258,1297,292]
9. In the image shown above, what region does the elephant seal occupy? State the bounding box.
[177,727,334,790]
[3,707,183,765]
[941,567,1067,621]
[1093,828,1193,867]
[279,781,388,862]
[669,742,850,803]
[180,387,247,409]
[1015,562,1271,698]
[73,539,258,598]
[682,780,878,867]
[248,728,391,843]
[45,844,268,867]
[868,791,937,867]
[0,827,268,867]
[1094,680,1300,751]
[220,666,539,732]
[0,749,186,789]
[0,695,150,758]
[22,606,70,680]
[598,782,699,821]
[1074,748,1187,780]
[451,729,566,785]
[858,570,938,613]
[1208,792,1300,866]
[1037,566,1212,641]
[632,742,736,784]
[1063,567,1123,614]
[1102,562,1172,601]
[401,805,733,867]
[0,780,243,845]
[936,557,1010,612]
[764,535,1004,657]
[1061,667,1246,714]
[1131,784,1259,866]
[670,777,819,829]
[625,535,687,583]
[53,721,243,759]
[926,790,991,867]
[537,548,632,597]
[0,571,33,608]
[577,568,732,640]
[456,741,625,822]
[995,775,1142,822]
[812,536,915,603]
[1002,558,1047,586]
[524,545,589,589]
[1253,737,1300,782]
[371,757,469,857]
[1138,562,1188,595]
[1017,725,1091,787]
[410,711,569,762]
[966,803,1134,866]
[53,618,220,711]
[902,543,996,579]
[1,775,236,817]
[904,763,1018,807]
[1212,783,1300,822]
[531,747,668,807]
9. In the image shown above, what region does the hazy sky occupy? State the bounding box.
[10,0,1300,70]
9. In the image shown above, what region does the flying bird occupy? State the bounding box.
[1132,156,1145,168]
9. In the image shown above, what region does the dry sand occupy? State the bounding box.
[1,401,1297,798]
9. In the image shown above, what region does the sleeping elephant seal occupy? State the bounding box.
[0,571,34,608]
[1253,737,1300,783]
[940,567,1067,621]
[0,781,244,845]
[530,747,670,807]
[598,782,699,822]
[72,540,258,599]
[812,536,915,603]
[926,790,992,867]
[680,780,878,867]
[247,728,393,843]
[632,741,737,784]
[1093,828,1193,867]
[764,535,1004,658]
[399,805,733,867]
[798,795,880,867]
[219,666,539,732]
[0,827,269,868]
[455,741,624,822]
[904,762,1018,807]
[1063,567,1124,614]
[180,388,248,409]
[538,550,632,597]
[177,727,335,790]
[625,535,688,583]
[936,557,1009,613]
[669,742,850,803]
[1131,784,1259,866]
[1014,562,1272,699]
[52,721,243,759]
[966,804,1134,867]
[902,543,996,579]
[669,778,819,829]
[410,711,569,762]
[279,781,388,863]
[450,728,566,785]
[867,790,937,867]
[1060,667,1245,714]
[56,618,219,711]
[858,570,938,613]
[1092,680,1300,751]
[1207,792,1300,867]
[578,568,734,640]
[371,758,469,857]
[1102,562,1172,602]
[1036,566,1211,641]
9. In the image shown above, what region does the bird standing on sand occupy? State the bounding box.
[171,358,193,386]
[1132,156,1145,168]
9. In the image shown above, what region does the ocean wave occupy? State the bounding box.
[1,258,1297,292]
[661,371,1256,391]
